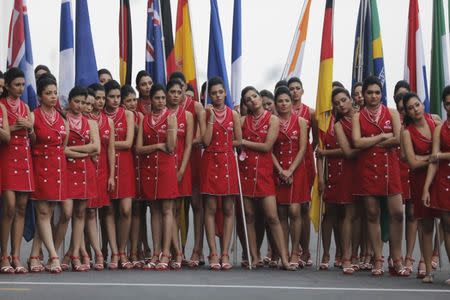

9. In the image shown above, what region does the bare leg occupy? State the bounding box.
[220,196,235,266]
[9,192,29,269]
[321,203,337,266]
[387,194,404,262]
[71,200,87,269]
[115,198,132,265]
[129,201,142,264]
[35,202,60,269]
[204,196,219,265]
[0,190,16,269]
[103,205,118,265]
[85,208,103,267]
[243,197,257,266]
[53,200,73,252]
[340,204,355,269]
[190,193,204,263]
[300,203,311,264]
[404,202,417,270]
[277,205,289,252]
[364,196,383,265]
[160,199,175,264]
[149,202,162,257]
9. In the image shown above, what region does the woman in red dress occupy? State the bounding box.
[0,68,35,274]
[84,84,116,271]
[201,77,242,270]
[62,86,100,271]
[27,76,67,273]
[352,76,406,276]
[287,77,315,266]
[121,84,147,268]
[169,72,205,268]
[0,98,10,190]
[239,86,293,270]
[136,83,178,270]
[402,93,440,281]
[272,86,308,269]
[317,88,358,274]
[422,87,450,284]
[165,79,193,269]
[104,80,135,269]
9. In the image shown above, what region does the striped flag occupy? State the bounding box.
[405,0,429,112]
[231,0,242,108]
[352,0,387,105]
[430,0,449,118]
[146,0,166,85]
[161,0,176,76]
[281,0,312,80]
[59,0,74,108]
[175,0,198,97]
[75,0,98,87]
[7,0,37,110]
[208,0,232,108]
[310,0,334,232]
[119,0,132,85]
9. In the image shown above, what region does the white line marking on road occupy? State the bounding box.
[0,282,449,293]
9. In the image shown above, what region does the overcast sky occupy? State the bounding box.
[1,0,449,108]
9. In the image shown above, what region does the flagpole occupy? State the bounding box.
[234,149,252,269]
[158,0,168,82]
[357,0,365,82]
[120,0,125,84]
[186,0,200,97]
[281,0,307,79]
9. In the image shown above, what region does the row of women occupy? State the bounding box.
[0,67,449,283]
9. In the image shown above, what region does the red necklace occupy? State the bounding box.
[279,114,292,133]
[88,112,103,127]
[6,97,22,117]
[105,107,119,123]
[251,109,266,130]
[41,107,57,126]
[67,112,83,131]
[213,106,227,124]
[151,108,167,126]
[365,105,382,123]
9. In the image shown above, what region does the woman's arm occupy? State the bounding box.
[352,112,392,149]
[232,110,242,147]
[192,101,204,145]
[421,125,442,207]
[378,109,401,148]
[283,117,307,179]
[135,115,167,154]
[202,107,214,146]
[0,103,10,143]
[66,120,100,154]
[335,122,359,159]
[115,110,135,150]
[242,115,279,152]
[401,129,429,170]
[107,118,116,192]
[177,112,194,180]
[316,155,325,195]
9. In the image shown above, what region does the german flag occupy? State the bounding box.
[161,0,176,77]
[119,0,132,85]
[310,0,333,232]
[175,0,198,98]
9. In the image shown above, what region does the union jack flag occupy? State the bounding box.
[7,0,37,110]
[146,0,166,85]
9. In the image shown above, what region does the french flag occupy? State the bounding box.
[7,0,37,110]
[405,0,429,112]
[59,0,74,108]
[231,0,241,108]
[146,0,166,85]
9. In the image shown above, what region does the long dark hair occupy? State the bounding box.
[402,92,421,126]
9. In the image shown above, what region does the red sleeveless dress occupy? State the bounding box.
[406,114,437,219]
[430,120,450,211]
[0,107,4,193]
[239,111,276,197]
[173,106,192,197]
[31,108,67,201]
[293,103,315,191]
[107,107,136,199]
[140,110,179,200]
[184,96,202,194]
[87,112,111,207]
[200,107,239,195]
[274,114,309,204]
[66,115,97,200]
[338,116,359,196]
[356,106,402,196]
[323,117,353,204]
[0,98,34,192]
[133,111,143,199]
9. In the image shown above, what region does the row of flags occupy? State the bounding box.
[7,0,242,109]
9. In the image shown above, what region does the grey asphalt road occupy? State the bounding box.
[0,210,448,300]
